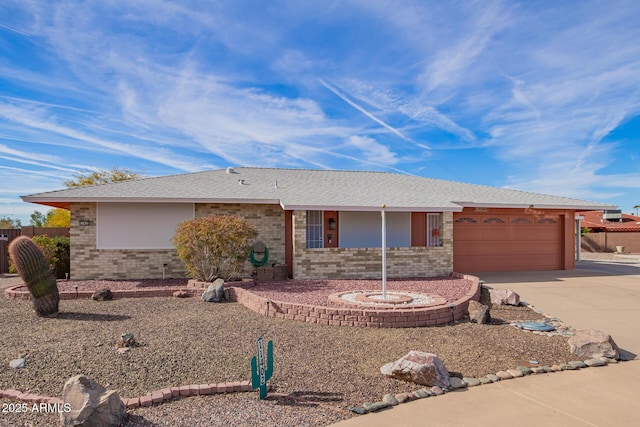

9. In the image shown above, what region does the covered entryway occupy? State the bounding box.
[453,209,568,272]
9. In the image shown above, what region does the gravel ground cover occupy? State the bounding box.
[0,275,575,427]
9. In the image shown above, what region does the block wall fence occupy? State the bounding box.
[582,232,640,253]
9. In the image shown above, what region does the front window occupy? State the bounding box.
[306,210,323,248]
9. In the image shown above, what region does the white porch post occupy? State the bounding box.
[576,215,584,262]
[381,204,387,299]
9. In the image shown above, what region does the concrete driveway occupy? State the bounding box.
[332,255,640,427]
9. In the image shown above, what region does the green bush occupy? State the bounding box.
[10,235,70,279]
[173,215,258,282]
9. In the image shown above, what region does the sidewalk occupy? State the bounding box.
[332,259,640,427]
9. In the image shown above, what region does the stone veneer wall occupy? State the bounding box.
[70,202,285,280]
[292,210,453,279]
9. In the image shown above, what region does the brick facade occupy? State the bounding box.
[70,203,184,280]
[195,203,286,276]
[291,210,453,279]
[70,202,285,280]
[70,203,452,280]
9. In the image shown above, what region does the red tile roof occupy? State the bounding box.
[579,210,640,232]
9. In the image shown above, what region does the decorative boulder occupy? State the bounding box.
[467,300,491,324]
[201,278,225,302]
[92,288,113,301]
[381,351,450,388]
[60,375,126,427]
[489,288,520,306]
[568,330,620,359]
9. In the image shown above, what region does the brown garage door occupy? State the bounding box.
[453,213,564,272]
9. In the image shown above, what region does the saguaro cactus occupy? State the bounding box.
[8,236,60,317]
[251,338,273,399]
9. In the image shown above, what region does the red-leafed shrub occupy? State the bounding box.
[173,215,257,282]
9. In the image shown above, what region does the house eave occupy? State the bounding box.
[21,196,283,205]
[280,204,462,212]
[453,201,618,210]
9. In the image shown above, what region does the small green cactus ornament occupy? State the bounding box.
[251,337,273,399]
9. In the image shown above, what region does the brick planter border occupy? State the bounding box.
[4,274,480,327]
[0,380,252,410]
[4,286,202,301]
[228,273,481,328]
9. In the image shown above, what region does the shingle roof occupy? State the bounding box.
[22,167,616,211]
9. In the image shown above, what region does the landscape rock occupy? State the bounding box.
[91,288,113,301]
[489,289,520,306]
[507,369,524,378]
[412,389,429,399]
[173,290,190,298]
[516,366,533,375]
[568,330,620,359]
[9,358,25,369]
[479,376,493,384]
[569,360,588,369]
[116,333,136,348]
[584,358,606,367]
[380,351,450,388]
[463,377,481,387]
[496,370,513,380]
[485,374,500,382]
[449,377,467,389]
[363,401,390,412]
[430,386,444,395]
[201,279,225,302]
[467,300,491,324]
[382,393,398,406]
[394,393,410,404]
[560,363,577,370]
[60,375,126,427]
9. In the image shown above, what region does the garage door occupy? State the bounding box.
[453,213,564,272]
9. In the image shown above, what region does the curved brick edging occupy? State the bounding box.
[0,380,252,410]
[3,285,202,301]
[228,273,481,328]
[4,274,480,327]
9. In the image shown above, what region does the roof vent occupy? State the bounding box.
[226,167,235,174]
[238,179,245,186]
[274,180,278,189]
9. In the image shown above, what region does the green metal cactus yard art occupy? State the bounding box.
[251,337,273,399]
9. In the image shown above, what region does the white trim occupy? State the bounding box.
[23,197,281,205]
[282,204,462,212]
[452,201,617,210]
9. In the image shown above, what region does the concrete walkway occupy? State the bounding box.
[332,256,640,427]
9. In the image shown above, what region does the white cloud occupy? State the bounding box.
[347,135,398,165]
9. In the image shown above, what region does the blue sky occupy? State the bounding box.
[1,0,639,225]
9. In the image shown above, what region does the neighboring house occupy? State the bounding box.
[580,210,640,253]
[22,167,614,280]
